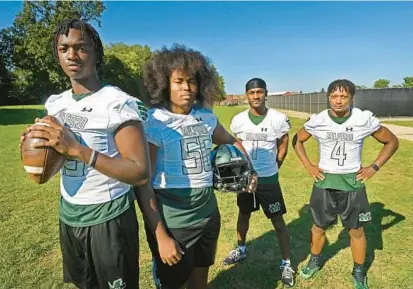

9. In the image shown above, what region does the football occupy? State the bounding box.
[21,122,66,184]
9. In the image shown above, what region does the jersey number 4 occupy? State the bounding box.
[181,135,212,175]
[331,141,347,166]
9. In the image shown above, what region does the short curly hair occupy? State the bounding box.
[327,79,356,97]
[143,44,218,108]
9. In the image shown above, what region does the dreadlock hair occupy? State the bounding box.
[327,79,356,97]
[52,19,104,69]
[143,43,218,108]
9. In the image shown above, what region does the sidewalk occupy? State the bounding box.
[279,109,413,142]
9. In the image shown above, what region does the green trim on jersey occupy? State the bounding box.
[328,110,352,124]
[72,82,109,101]
[258,173,279,184]
[315,172,365,191]
[59,188,135,227]
[248,110,268,125]
[155,187,217,229]
[317,110,364,191]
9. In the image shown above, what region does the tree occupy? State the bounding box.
[373,79,390,89]
[356,85,369,90]
[214,68,226,102]
[101,43,152,103]
[0,1,105,104]
[320,88,325,93]
[402,77,413,88]
[0,55,12,105]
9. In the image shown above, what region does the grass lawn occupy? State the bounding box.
[381,120,413,128]
[0,105,412,289]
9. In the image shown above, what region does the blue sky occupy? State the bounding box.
[1,1,412,94]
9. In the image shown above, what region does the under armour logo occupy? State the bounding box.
[196,117,203,122]
[81,107,93,112]
[261,128,268,132]
[346,127,353,131]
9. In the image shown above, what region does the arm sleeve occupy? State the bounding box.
[304,114,321,138]
[368,111,381,134]
[279,115,292,135]
[142,112,161,147]
[230,115,241,136]
[108,98,147,132]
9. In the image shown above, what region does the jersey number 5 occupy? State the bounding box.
[62,132,87,177]
[181,135,212,175]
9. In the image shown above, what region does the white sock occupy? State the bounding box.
[282,259,291,267]
[237,245,246,253]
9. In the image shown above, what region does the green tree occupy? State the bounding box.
[373,79,390,89]
[356,85,368,90]
[0,1,105,104]
[211,65,226,103]
[0,55,12,105]
[101,43,152,103]
[402,77,413,88]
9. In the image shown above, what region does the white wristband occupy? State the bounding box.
[88,150,97,166]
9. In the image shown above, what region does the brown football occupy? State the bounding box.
[21,123,66,184]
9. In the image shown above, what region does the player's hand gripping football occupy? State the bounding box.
[157,235,185,266]
[305,163,325,182]
[25,116,81,158]
[356,166,377,183]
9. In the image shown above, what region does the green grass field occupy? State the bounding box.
[382,120,413,128]
[0,105,412,289]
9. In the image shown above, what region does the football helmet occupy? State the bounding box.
[211,144,251,192]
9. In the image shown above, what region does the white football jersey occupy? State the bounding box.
[45,85,147,205]
[230,109,291,177]
[304,108,380,174]
[144,106,218,189]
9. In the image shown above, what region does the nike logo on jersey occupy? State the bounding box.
[81,107,93,112]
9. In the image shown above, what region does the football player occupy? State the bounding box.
[140,44,258,289]
[293,79,399,289]
[19,19,174,289]
[223,78,295,287]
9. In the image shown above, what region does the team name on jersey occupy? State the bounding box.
[181,124,209,137]
[326,132,353,141]
[245,132,268,141]
[58,111,88,130]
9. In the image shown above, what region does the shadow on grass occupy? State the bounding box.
[209,205,313,289]
[209,202,405,288]
[0,108,46,125]
[323,202,405,273]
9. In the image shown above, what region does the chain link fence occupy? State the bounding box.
[266,88,413,117]
[266,92,328,114]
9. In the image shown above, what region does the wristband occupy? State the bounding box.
[88,150,99,168]
[371,164,380,171]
